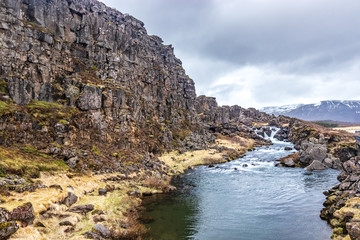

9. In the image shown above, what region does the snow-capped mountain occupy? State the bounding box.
[261,100,360,123]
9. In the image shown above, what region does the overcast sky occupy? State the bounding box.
[100,0,360,108]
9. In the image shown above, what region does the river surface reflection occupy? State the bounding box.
[142,140,339,240]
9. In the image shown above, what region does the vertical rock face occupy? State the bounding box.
[0,0,196,112]
[0,0,209,164]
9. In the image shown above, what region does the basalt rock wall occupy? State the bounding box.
[0,0,216,170]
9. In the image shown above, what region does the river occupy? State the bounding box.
[141,133,339,240]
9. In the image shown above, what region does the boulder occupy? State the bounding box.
[323,158,333,168]
[308,144,327,161]
[346,222,360,240]
[64,192,78,207]
[0,208,10,222]
[98,188,107,196]
[83,224,111,239]
[305,160,326,171]
[10,202,34,227]
[92,224,110,238]
[59,221,73,226]
[77,85,102,110]
[0,221,19,239]
[68,204,94,214]
[283,158,295,167]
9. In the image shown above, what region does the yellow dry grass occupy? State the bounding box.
[3,172,150,240]
[334,126,360,134]
[3,135,257,239]
[159,136,255,174]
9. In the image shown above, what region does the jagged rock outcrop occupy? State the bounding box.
[321,156,360,239]
[195,95,273,140]
[0,0,214,171]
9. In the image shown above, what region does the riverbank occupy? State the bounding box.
[140,136,339,240]
[0,135,261,239]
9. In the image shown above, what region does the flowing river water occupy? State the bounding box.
[141,131,339,240]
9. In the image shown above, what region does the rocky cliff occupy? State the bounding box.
[0,0,219,173]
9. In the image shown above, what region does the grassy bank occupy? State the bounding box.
[0,135,261,239]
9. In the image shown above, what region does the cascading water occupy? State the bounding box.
[141,127,339,240]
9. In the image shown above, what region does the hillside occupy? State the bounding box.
[262,100,360,123]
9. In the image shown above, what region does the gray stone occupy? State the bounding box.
[323,158,333,168]
[346,222,360,240]
[64,192,78,207]
[92,224,110,238]
[283,158,295,167]
[77,85,102,110]
[308,144,327,161]
[66,157,78,169]
[0,221,19,239]
[0,208,10,222]
[59,221,73,226]
[343,160,357,174]
[305,160,326,171]
[69,204,94,214]
[98,188,107,196]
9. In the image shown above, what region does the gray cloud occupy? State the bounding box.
[100,0,360,108]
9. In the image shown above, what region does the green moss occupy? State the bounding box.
[24,100,78,125]
[21,146,39,155]
[26,100,65,110]
[0,79,8,94]
[91,146,100,156]
[0,101,9,113]
[332,227,344,235]
[58,119,69,125]
[0,145,68,179]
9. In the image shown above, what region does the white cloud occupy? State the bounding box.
[207,58,360,108]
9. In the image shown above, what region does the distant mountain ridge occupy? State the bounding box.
[261,100,360,123]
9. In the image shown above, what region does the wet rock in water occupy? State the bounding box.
[242,164,248,167]
[0,221,19,239]
[68,204,94,214]
[284,147,293,151]
[208,164,215,168]
[98,188,107,196]
[64,192,78,207]
[283,158,295,167]
[305,160,326,171]
[164,185,177,192]
[10,202,34,227]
